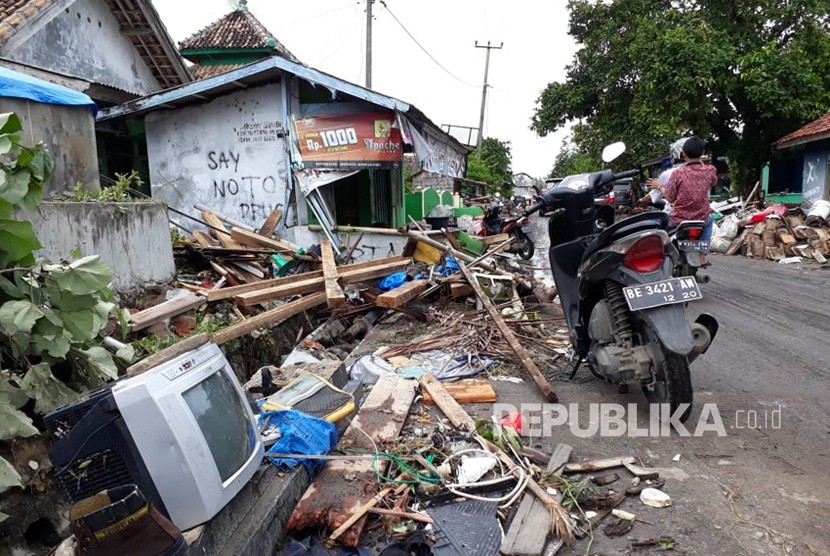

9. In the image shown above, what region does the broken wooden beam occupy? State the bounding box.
[287,375,416,547]
[230,227,301,255]
[128,293,206,332]
[375,279,428,308]
[458,263,558,402]
[563,456,636,473]
[202,211,243,249]
[235,259,411,306]
[321,238,346,308]
[126,333,211,377]
[418,373,476,431]
[257,207,283,238]
[212,292,326,344]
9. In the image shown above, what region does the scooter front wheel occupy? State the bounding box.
[516,234,535,260]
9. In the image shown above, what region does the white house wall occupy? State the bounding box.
[5,0,161,95]
[145,84,290,233]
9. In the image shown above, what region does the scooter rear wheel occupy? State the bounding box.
[517,235,535,260]
[638,322,693,422]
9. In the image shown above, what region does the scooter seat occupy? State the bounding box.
[582,212,670,261]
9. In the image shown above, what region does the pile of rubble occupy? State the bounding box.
[711,204,830,264]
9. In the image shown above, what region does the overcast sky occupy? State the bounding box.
[152,0,578,179]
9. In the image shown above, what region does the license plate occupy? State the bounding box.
[623,277,702,311]
[677,240,708,251]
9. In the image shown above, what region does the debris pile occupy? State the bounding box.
[711,204,830,264]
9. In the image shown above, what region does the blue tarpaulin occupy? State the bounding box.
[0,66,98,116]
[258,409,338,474]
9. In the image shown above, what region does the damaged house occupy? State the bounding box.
[97,5,467,260]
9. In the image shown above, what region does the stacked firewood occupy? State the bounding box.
[723,211,830,263]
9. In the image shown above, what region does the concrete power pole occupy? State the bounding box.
[475,41,502,152]
[366,0,373,89]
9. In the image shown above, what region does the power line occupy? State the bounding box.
[377,0,478,88]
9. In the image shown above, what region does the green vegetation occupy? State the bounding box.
[0,113,130,495]
[72,170,149,202]
[466,137,513,195]
[532,0,830,192]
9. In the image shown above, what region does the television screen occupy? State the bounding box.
[182,369,257,482]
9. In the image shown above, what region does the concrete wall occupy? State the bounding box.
[5,0,161,95]
[20,201,176,292]
[412,171,455,192]
[145,84,291,234]
[0,97,99,196]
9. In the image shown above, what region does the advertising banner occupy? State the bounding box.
[293,112,402,169]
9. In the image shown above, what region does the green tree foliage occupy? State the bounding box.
[0,113,132,494]
[549,134,603,178]
[466,137,513,195]
[531,0,830,192]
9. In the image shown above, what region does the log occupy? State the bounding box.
[287,375,416,547]
[211,292,326,344]
[128,293,206,332]
[418,373,476,431]
[458,263,558,402]
[375,279,428,308]
[321,238,346,308]
[257,207,283,238]
[421,378,496,405]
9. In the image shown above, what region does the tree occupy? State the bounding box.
[531,0,830,193]
[466,137,513,195]
[549,134,602,178]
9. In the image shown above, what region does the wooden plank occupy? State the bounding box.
[236,259,411,306]
[328,487,393,543]
[212,292,326,344]
[321,238,346,308]
[458,263,558,402]
[206,256,406,302]
[202,211,243,248]
[192,230,218,247]
[257,207,283,238]
[775,229,797,245]
[481,233,510,245]
[230,227,299,255]
[725,230,749,256]
[421,379,496,405]
[762,229,776,246]
[449,282,473,299]
[288,375,416,548]
[765,246,784,261]
[418,373,476,431]
[563,456,636,473]
[751,221,766,235]
[128,293,206,332]
[375,279,428,308]
[813,250,827,264]
[501,444,572,555]
[126,333,211,377]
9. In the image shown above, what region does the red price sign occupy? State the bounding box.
[294,113,402,168]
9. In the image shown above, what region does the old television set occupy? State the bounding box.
[45,342,263,531]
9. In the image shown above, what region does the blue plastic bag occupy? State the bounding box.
[258,409,338,473]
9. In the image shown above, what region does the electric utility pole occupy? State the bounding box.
[475,41,502,152]
[366,0,373,89]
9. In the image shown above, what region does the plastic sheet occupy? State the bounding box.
[258,409,338,473]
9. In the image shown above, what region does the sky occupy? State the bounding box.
[151,0,578,179]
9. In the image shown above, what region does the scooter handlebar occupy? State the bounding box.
[612,169,640,181]
[524,202,545,217]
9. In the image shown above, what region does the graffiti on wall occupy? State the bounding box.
[206,149,288,222]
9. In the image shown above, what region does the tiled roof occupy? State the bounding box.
[189,63,242,80]
[774,112,830,149]
[0,0,189,90]
[179,8,298,62]
[0,0,49,43]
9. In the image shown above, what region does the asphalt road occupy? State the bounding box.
[471,218,830,555]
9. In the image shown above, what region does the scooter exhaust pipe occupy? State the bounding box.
[688,313,718,363]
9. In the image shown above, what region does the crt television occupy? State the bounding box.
[45,342,264,531]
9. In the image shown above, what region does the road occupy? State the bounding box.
[473,219,830,555]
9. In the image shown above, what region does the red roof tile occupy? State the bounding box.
[774,112,830,149]
[179,8,298,62]
[189,63,242,80]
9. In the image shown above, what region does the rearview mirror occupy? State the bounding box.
[602,142,626,163]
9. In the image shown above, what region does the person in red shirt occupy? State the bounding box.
[653,136,716,225]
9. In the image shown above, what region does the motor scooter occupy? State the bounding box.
[525,143,718,421]
[480,202,535,260]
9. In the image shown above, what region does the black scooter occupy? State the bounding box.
[525,143,718,421]
[482,203,535,260]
